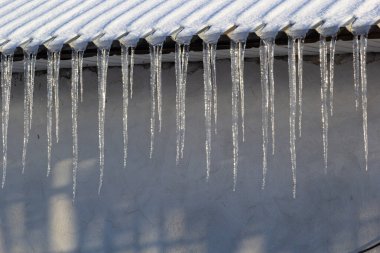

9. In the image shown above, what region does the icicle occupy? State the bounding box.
[260,40,270,190]
[149,46,156,158]
[359,35,368,171]
[266,39,275,154]
[288,38,297,198]
[1,54,13,188]
[157,45,163,132]
[130,47,135,99]
[149,44,163,158]
[297,38,304,137]
[175,43,181,163]
[202,42,218,181]
[237,42,246,142]
[320,36,329,173]
[21,52,37,173]
[97,47,110,194]
[230,41,239,190]
[353,36,360,110]
[28,53,36,131]
[46,51,61,176]
[329,36,336,116]
[78,51,84,102]
[121,45,133,167]
[71,50,80,200]
[230,40,247,190]
[239,42,246,142]
[210,44,218,134]
[180,46,189,160]
[53,51,61,143]
[175,43,190,164]
[47,52,53,176]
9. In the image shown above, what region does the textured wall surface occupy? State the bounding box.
[0,56,380,253]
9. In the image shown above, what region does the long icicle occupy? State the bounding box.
[149,45,158,158]
[260,40,269,190]
[71,50,80,200]
[47,52,54,176]
[329,36,336,116]
[47,51,61,176]
[175,43,183,162]
[203,42,213,181]
[359,34,368,171]
[121,45,130,167]
[288,38,297,198]
[97,47,110,194]
[297,38,304,137]
[230,41,240,191]
[266,39,275,154]
[320,36,329,173]
[156,44,163,132]
[210,43,218,134]
[22,51,37,173]
[175,43,181,164]
[1,54,13,188]
[53,51,61,143]
[353,35,360,110]
[175,43,190,164]
[180,44,189,160]
[237,41,246,142]
[149,46,156,158]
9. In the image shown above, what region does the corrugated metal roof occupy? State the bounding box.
[0,0,379,54]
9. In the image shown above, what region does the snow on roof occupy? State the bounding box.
[0,0,379,54]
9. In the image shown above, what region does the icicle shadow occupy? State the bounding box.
[1,54,13,188]
[97,47,110,194]
[22,51,37,174]
[175,43,190,164]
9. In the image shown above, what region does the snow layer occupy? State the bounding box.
[0,0,378,52]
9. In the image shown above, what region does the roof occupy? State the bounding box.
[1,0,380,71]
[0,0,379,52]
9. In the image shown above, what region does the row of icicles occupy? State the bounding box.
[0,34,369,200]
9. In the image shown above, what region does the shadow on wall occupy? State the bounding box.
[0,55,380,253]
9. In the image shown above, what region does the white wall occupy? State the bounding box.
[0,56,380,253]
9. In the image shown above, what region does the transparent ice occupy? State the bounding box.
[1,54,13,188]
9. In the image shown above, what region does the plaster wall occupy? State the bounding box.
[0,56,380,253]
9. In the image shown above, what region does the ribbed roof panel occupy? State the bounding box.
[0,0,378,53]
